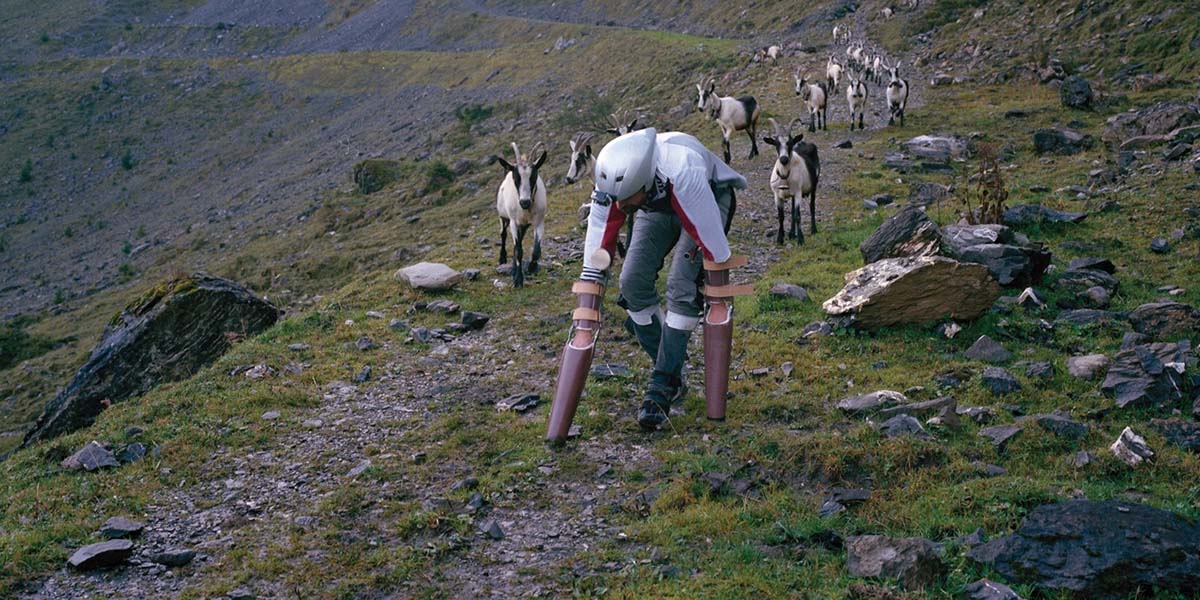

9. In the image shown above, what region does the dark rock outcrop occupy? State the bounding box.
[1101,342,1193,409]
[968,500,1200,598]
[958,243,1052,287]
[1033,128,1094,155]
[859,204,947,264]
[24,274,281,446]
[1060,75,1093,110]
[1003,204,1086,226]
[1103,101,1200,144]
[1128,301,1200,341]
[68,539,134,571]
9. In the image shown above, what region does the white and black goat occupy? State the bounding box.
[565,132,597,185]
[753,45,782,63]
[697,76,760,163]
[885,62,909,127]
[846,71,868,130]
[871,54,885,85]
[492,142,547,288]
[794,72,828,132]
[826,56,844,92]
[763,118,820,244]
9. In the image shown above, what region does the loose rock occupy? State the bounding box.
[61,441,119,471]
[982,367,1021,395]
[1128,301,1200,340]
[68,539,134,570]
[1101,342,1192,408]
[1110,426,1154,466]
[859,204,948,264]
[100,516,145,539]
[968,500,1200,597]
[1067,354,1109,380]
[394,262,463,290]
[965,335,1013,363]
[823,256,1000,328]
[979,425,1022,450]
[845,535,946,590]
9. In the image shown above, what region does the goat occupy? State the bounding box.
[604,108,639,136]
[565,132,596,185]
[794,72,828,132]
[872,54,884,85]
[847,43,865,70]
[763,118,820,244]
[753,44,783,64]
[697,76,760,163]
[833,25,840,43]
[826,56,844,92]
[881,6,894,19]
[492,142,547,288]
[885,62,909,127]
[846,71,868,130]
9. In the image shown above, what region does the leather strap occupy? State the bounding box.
[571,281,604,296]
[704,284,755,298]
[572,307,602,322]
[704,255,748,271]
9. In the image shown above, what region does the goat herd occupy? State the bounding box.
[490,28,912,287]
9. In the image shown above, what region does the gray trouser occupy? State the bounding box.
[618,185,734,324]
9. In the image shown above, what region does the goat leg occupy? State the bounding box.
[513,224,527,288]
[809,191,818,235]
[776,204,785,245]
[529,231,542,274]
[499,216,508,262]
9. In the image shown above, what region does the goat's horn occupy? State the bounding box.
[510,142,521,162]
[767,117,784,140]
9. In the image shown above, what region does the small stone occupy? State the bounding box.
[964,578,1022,600]
[480,519,504,540]
[287,343,310,351]
[837,390,907,415]
[426,299,460,314]
[261,411,280,420]
[834,139,853,149]
[461,311,491,330]
[1149,237,1171,253]
[1110,426,1154,466]
[1034,412,1088,440]
[451,476,479,492]
[981,463,1007,477]
[100,516,145,539]
[1120,332,1149,350]
[1024,362,1054,380]
[1067,354,1109,380]
[347,459,372,478]
[355,337,376,351]
[801,321,833,337]
[466,493,485,513]
[1068,450,1095,468]
[61,441,119,471]
[769,282,809,301]
[781,362,794,378]
[302,419,323,428]
[819,499,846,518]
[879,414,934,440]
[68,539,134,570]
[116,442,147,464]
[1016,287,1045,309]
[227,588,255,600]
[365,310,385,319]
[463,268,481,281]
[591,363,632,379]
[1067,257,1116,273]
[982,367,1021,395]
[243,364,274,379]
[149,547,196,568]
[353,366,371,383]
[939,322,963,339]
[496,393,539,413]
[965,335,1013,363]
[1081,285,1111,308]
[957,406,997,424]
[979,425,1023,450]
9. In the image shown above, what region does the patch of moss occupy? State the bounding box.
[111,275,200,327]
[352,159,402,195]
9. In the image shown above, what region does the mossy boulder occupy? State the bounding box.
[23,274,280,446]
[352,159,402,194]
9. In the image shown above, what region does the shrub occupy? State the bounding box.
[19,159,32,183]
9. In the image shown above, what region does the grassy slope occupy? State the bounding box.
[2,2,1200,598]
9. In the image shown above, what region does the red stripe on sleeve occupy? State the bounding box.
[600,204,626,256]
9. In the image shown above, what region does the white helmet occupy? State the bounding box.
[594,128,657,201]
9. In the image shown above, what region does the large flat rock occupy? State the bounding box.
[823,256,1000,328]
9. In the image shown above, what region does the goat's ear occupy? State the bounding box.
[605,127,620,135]
[585,144,592,156]
[707,81,715,92]
[492,156,514,171]
[628,118,638,130]
[533,150,547,169]
[762,136,779,148]
[788,134,805,146]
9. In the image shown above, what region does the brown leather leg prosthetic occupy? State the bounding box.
[546,281,604,444]
[702,256,753,421]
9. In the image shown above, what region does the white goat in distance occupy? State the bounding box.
[492,141,547,288]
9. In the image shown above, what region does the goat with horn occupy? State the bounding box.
[491,141,547,288]
[763,118,820,244]
[696,75,761,163]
